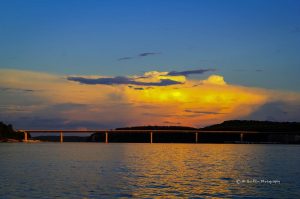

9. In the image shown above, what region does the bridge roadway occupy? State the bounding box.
[17,129,257,143]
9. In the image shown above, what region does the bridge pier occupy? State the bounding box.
[105,132,108,143]
[150,132,153,143]
[240,133,244,143]
[195,132,198,143]
[60,132,63,143]
[23,131,28,142]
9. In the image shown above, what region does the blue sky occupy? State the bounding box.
[1,0,300,129]
[1,0,300,90]
[0,0,300,91]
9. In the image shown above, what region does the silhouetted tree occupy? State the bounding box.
[0,122,28,141]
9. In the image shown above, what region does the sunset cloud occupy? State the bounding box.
[67,76,182,86]
[138,52,160,57]
[117,57,133,61]
[1,68,300,129]
[117,52,160,61]
[167,69,215,76]
[201,75,226,85]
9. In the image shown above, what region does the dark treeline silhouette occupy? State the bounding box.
[116,126,197,130]
[201,120,300,132]
[89,132,197,143]
[116,121,300,132]
[0,122,29,142]
[1,120,300,143]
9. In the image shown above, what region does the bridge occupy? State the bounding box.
[17,129,256,143]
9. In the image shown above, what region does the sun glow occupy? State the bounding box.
[1,69,299,128]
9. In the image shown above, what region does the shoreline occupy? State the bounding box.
[0,139,41,143]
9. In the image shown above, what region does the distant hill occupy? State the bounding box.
[116,126,197,130]
[201,120,300,132]
[0,122,26,142]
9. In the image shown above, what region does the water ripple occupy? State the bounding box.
[0,143,299,198]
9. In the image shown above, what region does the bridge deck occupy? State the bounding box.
[19,130,254,133]
[17,129,299,143]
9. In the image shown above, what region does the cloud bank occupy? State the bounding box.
[138,52,160,57]
[167,69,215,76]
[1,68,300,129]
[117,52,160,61]
[67,76,182,86]
[117,57,133,61]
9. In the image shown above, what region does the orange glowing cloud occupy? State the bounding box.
[1,69,300,129]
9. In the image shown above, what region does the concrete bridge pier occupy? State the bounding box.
[195,132,198,143]
[60,132,63,143]
[240,133,244,143]
[23,131,28,142]
[105,132,108,143]
[150,132,153,143]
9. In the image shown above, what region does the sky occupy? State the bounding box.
[1,0,300,129]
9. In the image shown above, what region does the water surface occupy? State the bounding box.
[0,143,299,198]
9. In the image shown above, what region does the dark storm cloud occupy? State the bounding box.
[291,26,300,33]
[133,87,144,90]
[0,87,35,92]
[5,117,124,130]
[138,52,160,57]
[167,69,215,76]
[243,101,300,122]
[67,76,182,86]
[142,113,176,117]
[184,109,225,115]
[117,57,133,61]
[50,103,88,110]
[117,52,160,61]
[163,121,181,125]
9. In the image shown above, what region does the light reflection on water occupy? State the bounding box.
[0,143,299,198]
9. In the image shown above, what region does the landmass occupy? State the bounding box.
[0,122,29,142]
[201,120,300,132]
[91,121,300,143]
[116,126,197,130]
[1,120,300,143]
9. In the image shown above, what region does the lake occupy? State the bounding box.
[0,143,299,198]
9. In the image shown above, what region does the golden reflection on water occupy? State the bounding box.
[1,143,298,198]
[118,144,259,198]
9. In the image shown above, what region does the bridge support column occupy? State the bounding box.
[240,133,244,143]
[105,132,108,143]
[60,132,63,143]
[150,132,153,144]
[195,132,198,143]
[23,131,28,142]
